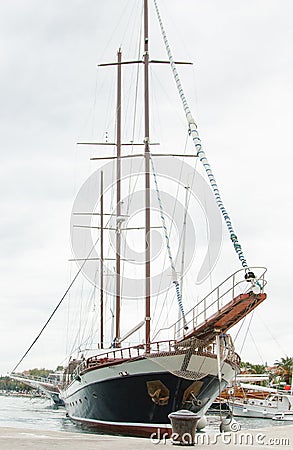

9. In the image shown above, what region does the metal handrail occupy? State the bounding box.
[74,337,241,376]
[174,267,267,338]
[58,338,242,389]
[65,267,266,382]
[154,267,267,340]
[80,340,174,371]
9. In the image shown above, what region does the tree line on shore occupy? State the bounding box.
[241,356,292,385]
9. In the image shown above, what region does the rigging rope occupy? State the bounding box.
[11,215,109,374]
[151,131,191,336]
[153,0,249,270]
[11,267,83,374]
[149,152,188,329]
[239,310,254,354]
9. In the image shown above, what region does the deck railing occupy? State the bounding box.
[79,340,175,373]
[156,267,267,341]
[10,373,61,386]
[68,268,266,381]
[76,336,240,376]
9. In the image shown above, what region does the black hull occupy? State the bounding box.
[64,371,227,437]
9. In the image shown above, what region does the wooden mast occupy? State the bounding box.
[144,0,151,349]
[100,170,104,348]
[115,49,122,346]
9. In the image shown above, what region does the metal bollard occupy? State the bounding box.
[168,409,200,446]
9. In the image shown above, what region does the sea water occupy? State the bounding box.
[0,395,78,433]
[0,395,290,434]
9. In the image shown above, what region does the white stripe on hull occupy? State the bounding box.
[70,415,171,429]
[61,353,236,399]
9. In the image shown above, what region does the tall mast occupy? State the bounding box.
[115,49,122,346]
[100,170,104,349]
[144,0,151,348]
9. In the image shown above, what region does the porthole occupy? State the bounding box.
[92,392,97,398]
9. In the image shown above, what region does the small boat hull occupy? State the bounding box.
[227,393,293,420]
[230,403,277,419]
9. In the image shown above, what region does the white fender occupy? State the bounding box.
[196,415,207,430]
[219,414,241,433]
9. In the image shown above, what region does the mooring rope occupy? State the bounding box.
[153,0,248,269]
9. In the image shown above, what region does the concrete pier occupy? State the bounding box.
[0,424,292,449]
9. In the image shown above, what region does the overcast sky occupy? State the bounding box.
[1,0,293,376]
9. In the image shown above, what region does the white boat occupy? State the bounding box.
[227,384,293,419]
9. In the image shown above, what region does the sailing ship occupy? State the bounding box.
[59,0,267,437]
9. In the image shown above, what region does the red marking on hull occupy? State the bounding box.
[70,416,172,438]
